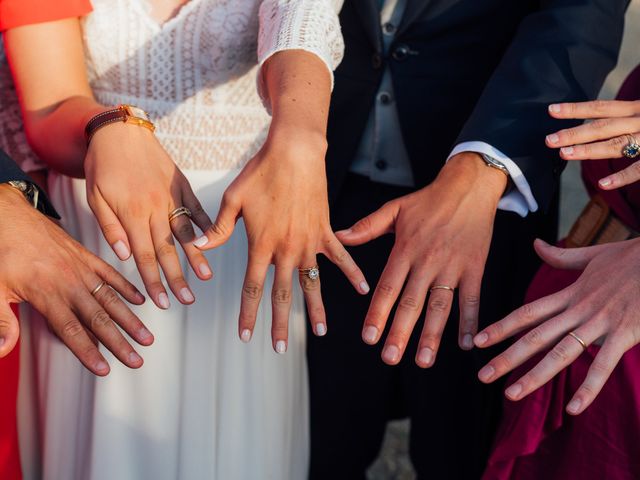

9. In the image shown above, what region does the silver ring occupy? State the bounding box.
[299,266,320,281]
[91,281,107,296]
[622,135,640,159]
[168,207,192,223]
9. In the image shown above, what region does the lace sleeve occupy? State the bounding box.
[256,0,345,111]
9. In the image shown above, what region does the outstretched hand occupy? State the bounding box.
[337,153,507,367]
[475,238,640,415]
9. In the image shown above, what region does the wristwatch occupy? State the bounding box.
[480,153,509,177]
[7,180,39,209]
[85,104,155,143]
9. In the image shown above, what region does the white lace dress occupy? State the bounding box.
[17,1,344,479]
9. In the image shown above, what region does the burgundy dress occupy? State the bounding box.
[483,66,640,480]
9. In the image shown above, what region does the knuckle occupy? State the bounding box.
[462,293,480,307]
[301,277,320,292]
[332,249,348,264]
[520,302,537,321]
[242,282,263,301]
[272,288,291,305]
[101,222,123,238]
[212,221,229,237]
[549,342,571,363]
[590,360,610,376]
[176,223,195,241]
[155,243,176,259]
[523,327,544,347]
[189,201,206,217]
[376,283,395,298]
[592,99,610,113]
[98,287,120,309]
[137,251,157,267]
[591,118,610,130]
[494,353,512,372]
[429,297,449,313]
[611,135,628,147]
[398,295,420,312]
[89,309,112,330]
[61,320,84,339]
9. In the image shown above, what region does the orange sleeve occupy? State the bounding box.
[0,0,93,31]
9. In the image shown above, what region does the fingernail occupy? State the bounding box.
[567,398,582,414]
[158,292,170,310]
[240,329,252,343]
[546,133,560,144]
[193,235,208,248]
[505,383,523,400]
[138,328,152,342]
[275,340,287,354]
[315,323,327,336]
[134,292,145,303]
[478,365,495,382]
[382,344,400,364]
[335,228,352,236]
[362,325,379,344]
[95,361,109,374]
[549,104,561,113]
[180,288,195,303]
[199,263,212,277]
[113,240,130,260]
[475,332,489,346]
[599,178,612,187]
[128,351,142,364]
[0,337,5,348]
[417,347,434,367]
[561,146,574,155]
[359,281,370,294]
[462,334,474,350]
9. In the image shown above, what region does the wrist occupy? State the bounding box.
[438,152,508,202]
[266,124,328,160]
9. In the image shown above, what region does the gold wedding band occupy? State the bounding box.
[299,266,320,281]
[91,281,107,296]
[430,285,454,293]
[168,207,192,223]
[568,331,588,351]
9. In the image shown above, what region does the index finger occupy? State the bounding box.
[549,100,640,120]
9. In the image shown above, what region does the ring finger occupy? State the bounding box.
[169,201,213,281]
[559,133,640,160]
[298,254,326,337]
[547,118,640,147]
[416,276,457,368]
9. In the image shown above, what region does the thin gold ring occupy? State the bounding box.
[430,285,454,293]
[299,266,320,281]
[568,331,588,351]
[91,281,107,297]
[168,207,192,223]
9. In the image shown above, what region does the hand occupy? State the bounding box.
[546,100,640,188]
[84,123,213,309]
[0,184,153,376]
[193,128,369,352]
[337,153,507,367]
[475,238,640,415]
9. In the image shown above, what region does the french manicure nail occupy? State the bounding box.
[138,328,152,342]
[362,325,379,344]
[417,347,434,367]
[315,323,327,336]
[180,288,195,303]
[193,236,209,248]
[359,281,370,294]
[96,361,109,374]
[546,134,560,144]
[505,383,523,399]
[199,263,212,277]
[113,240,130,260]
[382,345,400,363]
[275,340,287,354]
[478,365,495,382]
[462,334,474,350]
[128,352,143,364]
[561,146,574,155]
[240,329,252,343]
[475,332,489,346]
[599,178,612,187]
[567,398,582,414]
[549,104,561,113]
[158,292,170,310]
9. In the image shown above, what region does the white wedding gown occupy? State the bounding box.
[17,1,344,479]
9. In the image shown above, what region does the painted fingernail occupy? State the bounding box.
[113,240,130,260]
[138,328,152,342]
[382,344,400,364]
[546,133,560,144]
[359,281,370,294]
[462,334,474,350]
[199,263,212,278]
[599,178,612,187]
[180,288,195,303]
[505,383,523,400]
[417,347,434,367]
[95,361,109,374]
[240,329,252,343]
[475,332,489,346]
[478,365,495,382]
[567,398,582,414]
[315,323,327,336]
[134,291,145,303]
[193,235,208,248]
[549,104,561,113]
[128,351,143,364]
[362,325,379,344]
[275,340,287,354]
[158,292,170,310]
[561,146,574,156]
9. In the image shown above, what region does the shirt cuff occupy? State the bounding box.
[448,141,539,218]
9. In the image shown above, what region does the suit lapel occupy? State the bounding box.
[353,0,383,52]
[398,0,432,36]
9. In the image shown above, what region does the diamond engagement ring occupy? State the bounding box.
[299,266,320,281]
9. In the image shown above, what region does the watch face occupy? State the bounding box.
[123,105,150,121]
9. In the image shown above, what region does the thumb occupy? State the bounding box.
[534,238,604,271]
[335,202,397,246]
[0,301,20,358]
[193,191,240,250]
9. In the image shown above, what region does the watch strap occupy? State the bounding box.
[85,105,155,144]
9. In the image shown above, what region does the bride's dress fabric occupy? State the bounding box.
[17,1,344,479]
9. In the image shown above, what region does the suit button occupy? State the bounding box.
[372,52,383,69]
[375,159,388,171]
[382,22,396,35]
[378,91,392,105]
[392,44,410,61]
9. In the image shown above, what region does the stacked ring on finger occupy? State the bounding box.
[622,134,640,159]
[299,265,320,281]
[168,206,193,223]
